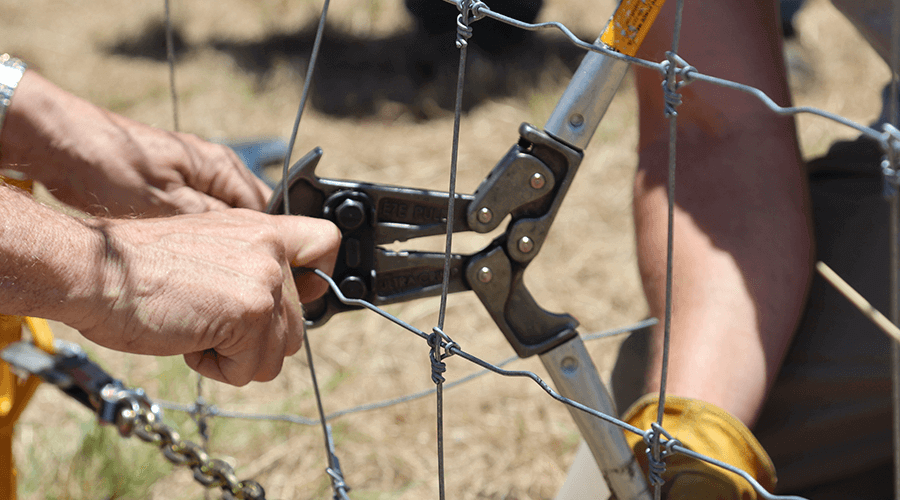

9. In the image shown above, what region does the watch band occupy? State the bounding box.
[0,54,27,140]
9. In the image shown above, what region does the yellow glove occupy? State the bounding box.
[622,394,777,500]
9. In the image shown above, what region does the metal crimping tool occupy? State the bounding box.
[267,123,583,358]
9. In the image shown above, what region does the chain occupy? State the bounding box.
[107,387,266,500]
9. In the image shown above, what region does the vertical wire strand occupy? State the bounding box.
[164,9,210,497]
[432,2,474,498]
[654,1,685,499]
[282,0,330,218]
[889,1,900,498]
[655,0,684,426]
[276,1,347,497]
[438,34,467,332]
[164,0,180,133]
[434,345,447,500]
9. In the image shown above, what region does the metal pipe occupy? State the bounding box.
[540,335,652,500]
[544,49,630,151]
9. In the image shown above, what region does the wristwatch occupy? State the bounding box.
[0,54,27,139]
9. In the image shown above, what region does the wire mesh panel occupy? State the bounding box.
[3,0,900,498]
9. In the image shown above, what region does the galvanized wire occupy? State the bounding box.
[156,318,659,426]
[163,0,180,133]
[109,1,900,499]
[651,1,687,497]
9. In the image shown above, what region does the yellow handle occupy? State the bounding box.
[600,0,667,56]
[0,316,55,500]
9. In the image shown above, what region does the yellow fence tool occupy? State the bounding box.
[600,0,666,56]
[0,316,55,500]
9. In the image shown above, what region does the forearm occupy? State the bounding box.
[633,0,813,427]
[0,70,90,181]
[1,69,270,216]
[0,183,104,325]
[634,128,812,426]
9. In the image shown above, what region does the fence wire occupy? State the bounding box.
[150,1,900,499]
[27,0,900,499]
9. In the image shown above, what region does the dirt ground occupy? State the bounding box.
[0,0,890,498]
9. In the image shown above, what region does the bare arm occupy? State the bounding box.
[1,70,271,216]
[0,183,340,385]
[633,0,813,426]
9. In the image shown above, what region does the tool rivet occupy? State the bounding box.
[518,236,534,253]
[477,267,493,283]
[561,356,578,373]
[335,199,366,230]
[530,173,545,190]
[339,276,367,299]
[569,113,585,128]
[477,207,493,224]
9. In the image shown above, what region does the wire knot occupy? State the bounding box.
[642,422,680,486]
[880,124,900,199]
[660,52,696,117]
[882,157,899,199]
[455,0,487,48]
[428,328,458,385]
[456,15,474,48]
[326,466,351,500]
[190,396,212,442]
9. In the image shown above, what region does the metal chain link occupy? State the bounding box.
[109,389,266,500]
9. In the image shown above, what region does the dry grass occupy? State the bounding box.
[0,0,886,498]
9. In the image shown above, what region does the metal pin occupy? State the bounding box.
[530,173,546,190]
[477,267,493,283]
[477,207,493,224]
[518,236,534,253]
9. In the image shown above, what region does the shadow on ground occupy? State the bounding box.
[107,18,587,120]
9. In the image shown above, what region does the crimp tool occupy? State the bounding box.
[267,123,583,358]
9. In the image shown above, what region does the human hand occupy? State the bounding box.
[623,395,776,500]
[73,209,340,385]
[1,71,271,216]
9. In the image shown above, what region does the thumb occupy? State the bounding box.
[272,215,341,303]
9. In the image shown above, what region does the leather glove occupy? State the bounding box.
[622,394,777,500]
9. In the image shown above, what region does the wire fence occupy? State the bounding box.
[145,0,900,498]
[9,0,900,498]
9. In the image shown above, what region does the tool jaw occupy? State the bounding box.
[269,123,584,358]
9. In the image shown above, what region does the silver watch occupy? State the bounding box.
[0,54,27,137]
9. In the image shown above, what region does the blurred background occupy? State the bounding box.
[0,0,888,498]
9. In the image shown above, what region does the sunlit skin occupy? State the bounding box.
[0,70,341,386]
[633,0,813,427]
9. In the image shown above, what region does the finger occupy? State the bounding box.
[208,145,273,211]
[184,344,286,386]
[182,349,255,386]
[281,264,306,357]
[166,186,233,214]
[272,215,341,303]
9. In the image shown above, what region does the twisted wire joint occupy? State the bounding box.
[456,0,488,48]
[429,327,459,385]
[642,422,680,486]
[191,395,213,442]
[660,52,696,117]
[881,124,900,198]
[326,466,351,500]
